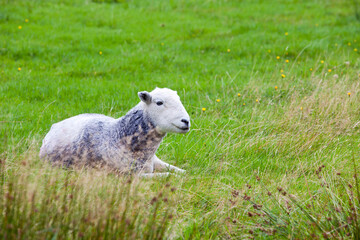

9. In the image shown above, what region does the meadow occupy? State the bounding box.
[1,0,360,239]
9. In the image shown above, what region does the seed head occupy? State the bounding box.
[231,190,239,198]
[243,194,251,201]
[150,197,158,205]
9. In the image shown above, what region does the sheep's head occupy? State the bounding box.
[138,87,190,134]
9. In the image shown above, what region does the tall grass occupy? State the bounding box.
[1,143,177,239]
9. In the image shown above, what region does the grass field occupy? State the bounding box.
[1,0,360,239]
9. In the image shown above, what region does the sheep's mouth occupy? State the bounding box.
[173,124,189,132]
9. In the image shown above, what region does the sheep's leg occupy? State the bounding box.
[152,155,186,173]
[140,172,171,178]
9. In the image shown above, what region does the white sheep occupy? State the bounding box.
[39,87,190,177]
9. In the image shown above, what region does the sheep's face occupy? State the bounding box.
[138,88,190,134]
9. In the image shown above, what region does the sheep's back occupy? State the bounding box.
[40,114,116,166]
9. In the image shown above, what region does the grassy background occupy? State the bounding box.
[1,0,360,239]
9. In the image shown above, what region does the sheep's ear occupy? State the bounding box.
[138,91,152,104]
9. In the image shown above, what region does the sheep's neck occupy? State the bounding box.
[115,109,165,160]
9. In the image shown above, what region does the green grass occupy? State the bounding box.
[1,0,360,238]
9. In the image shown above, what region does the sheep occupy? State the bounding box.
[39,87,190,177]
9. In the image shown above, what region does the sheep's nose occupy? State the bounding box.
[181,119,189,126]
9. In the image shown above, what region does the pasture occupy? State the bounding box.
[1,0,360,238]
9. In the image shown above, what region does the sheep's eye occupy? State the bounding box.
[156,101,163,106]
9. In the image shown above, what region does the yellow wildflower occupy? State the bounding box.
[281,74,286,78]
[243,103,245,106]
[18,67,21,71]
[18,26,22,29]
[268,49,271,53]
[237,93,241,97]
[276,56,280,60]
[99,51,102,55]
[321,60,324,64]
[354,48,358,52]
[280,69,284,73]
[285,32,288,36]
[25,19,29,22]
[161,42,164,46]
[275,86,278,90]
[216,99,220,102]
[348,92,351,97]
[310,68,313,71]
[227,49,231,53]
[202,107,206,112]
[256,99,259,103]
[285,59,289,63]
[328,69,332,73]
[300,107,303,111]
[348,42,351,46]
